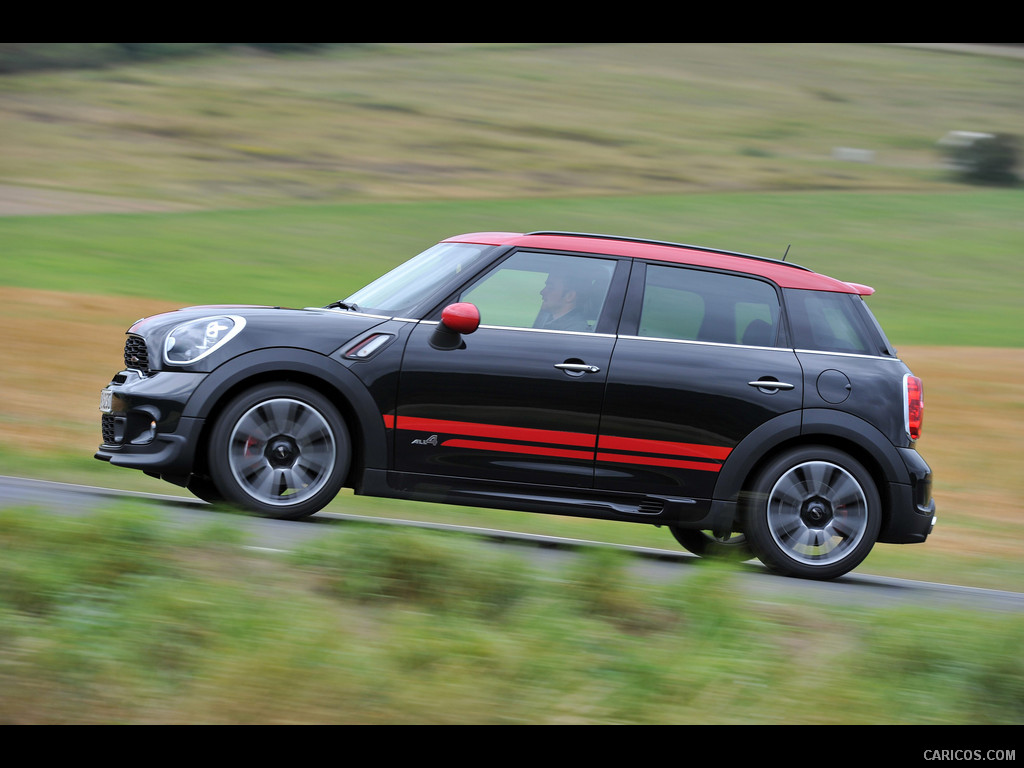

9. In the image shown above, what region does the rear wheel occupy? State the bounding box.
[208,383,350,519]
[670,527,751,560]
[744,446,880,580]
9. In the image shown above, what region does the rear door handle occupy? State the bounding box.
[748,379,795,391]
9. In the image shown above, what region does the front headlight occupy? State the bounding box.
[164,315,245,365]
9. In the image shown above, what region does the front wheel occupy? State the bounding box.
[208,383,351,519]
[744,446,880,580]
[186,475,224,505]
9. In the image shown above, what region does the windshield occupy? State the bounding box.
[342,242,494,316]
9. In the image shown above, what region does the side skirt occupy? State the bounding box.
[357,469,735,533]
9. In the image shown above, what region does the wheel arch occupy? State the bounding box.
[182,348,388,491]
[714,409,910,534]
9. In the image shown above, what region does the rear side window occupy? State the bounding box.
[638,265,781,346]
[785,289,886,355]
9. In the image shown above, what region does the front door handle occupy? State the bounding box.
[555,363,601,374]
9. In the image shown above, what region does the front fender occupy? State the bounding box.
[182,347,388,472]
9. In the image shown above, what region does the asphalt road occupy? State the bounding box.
[3,474,1023,614]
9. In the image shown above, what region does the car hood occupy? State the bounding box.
[128,304,391,371]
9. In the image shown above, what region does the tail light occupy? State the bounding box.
[904,374,924,441]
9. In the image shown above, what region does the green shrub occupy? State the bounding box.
[943,132,1021,186]
[291,524,535,619]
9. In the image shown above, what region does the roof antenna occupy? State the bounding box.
[783,244,791,262]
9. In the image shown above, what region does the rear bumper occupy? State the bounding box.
[878,447,936,544]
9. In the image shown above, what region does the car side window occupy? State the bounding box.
[460,251,615,332]
[785,289,880,355]
[639,264,780,346]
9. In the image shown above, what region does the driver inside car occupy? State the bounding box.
[534,270,592,332]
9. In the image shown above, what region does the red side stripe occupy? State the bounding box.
[385,413,729,470]
[596,452,723,473]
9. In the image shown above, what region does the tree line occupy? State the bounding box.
[0,43,350,74]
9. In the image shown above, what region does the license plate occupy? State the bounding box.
[99,388,113,414]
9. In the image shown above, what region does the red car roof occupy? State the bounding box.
[443,231,873,295]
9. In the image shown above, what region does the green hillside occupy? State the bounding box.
[2,43,1022,208]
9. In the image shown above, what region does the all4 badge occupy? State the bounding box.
[411,434,438,446]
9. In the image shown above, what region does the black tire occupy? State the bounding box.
[207,383,351,519]
[187,475,224,505]
[670,527,752,560]
[744,446,880,580]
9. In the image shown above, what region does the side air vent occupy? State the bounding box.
[637,498,665,515]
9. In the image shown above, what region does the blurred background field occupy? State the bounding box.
[0,43,1022,723]
[2,43,1022,206]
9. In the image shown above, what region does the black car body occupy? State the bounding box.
[96,231,935,579]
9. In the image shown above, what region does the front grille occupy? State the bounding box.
[123,335,151,374]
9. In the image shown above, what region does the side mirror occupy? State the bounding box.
[430,302,480,350]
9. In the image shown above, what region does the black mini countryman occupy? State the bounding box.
[96,231,936,579]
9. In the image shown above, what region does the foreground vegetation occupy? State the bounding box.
[1,504,1020,724]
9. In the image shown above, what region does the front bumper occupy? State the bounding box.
[94,369,208,483]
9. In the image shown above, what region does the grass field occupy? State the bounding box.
[1,189,1021,593]
[1,44,1022,723]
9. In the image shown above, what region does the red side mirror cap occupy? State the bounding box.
[441,302,480,335]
